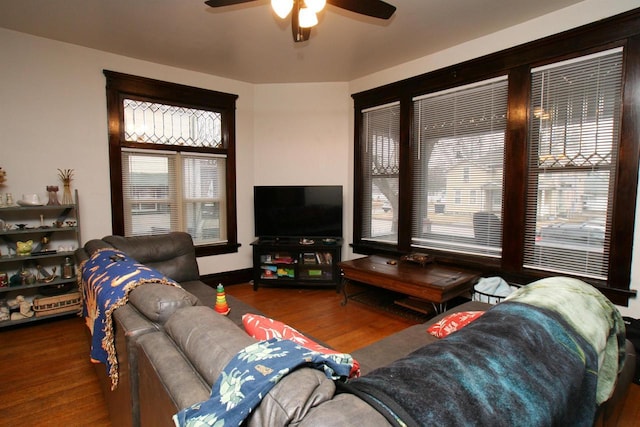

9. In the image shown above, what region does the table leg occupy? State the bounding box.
[340,277,350,306]
[432,302,447,314]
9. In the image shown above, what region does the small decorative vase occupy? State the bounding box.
[47,185,60,206]
[58,169,74,205]
[61,183,73,205]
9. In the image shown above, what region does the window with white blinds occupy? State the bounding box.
[122,149,227,246]
[523,48,623,279]
[361,102,400,244]
[411,76,508,257]
[105,71,238,255]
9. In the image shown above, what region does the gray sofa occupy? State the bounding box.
[76,233,636,427]
[75,232,260,427]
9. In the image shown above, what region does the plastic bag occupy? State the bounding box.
[473,276,514,304]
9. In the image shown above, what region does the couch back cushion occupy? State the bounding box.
[164,306,256,386]
[128,283,200,325]
[103,232,200,283]
[81,239,114,257]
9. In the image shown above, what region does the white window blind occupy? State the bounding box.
[182,153,227,244]
[411,76,508,257]
[361,102,400,244]
[122,149,227,245]
[523,48,623,279]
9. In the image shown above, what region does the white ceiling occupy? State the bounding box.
[0,0,583,84]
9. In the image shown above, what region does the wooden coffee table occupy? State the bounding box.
[338,255,480,313]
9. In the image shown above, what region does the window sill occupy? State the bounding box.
[195,242,241,257]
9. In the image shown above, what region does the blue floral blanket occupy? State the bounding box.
[80,248,179,390]
[173,337,354,427]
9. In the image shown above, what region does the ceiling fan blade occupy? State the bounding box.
[204,0,257,7]
[327,0,396,19]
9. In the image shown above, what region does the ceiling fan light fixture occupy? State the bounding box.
[304,0,326,13]
[298,7,318,28]
[271,0,294,19]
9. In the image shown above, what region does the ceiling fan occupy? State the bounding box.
[204,0,396,42]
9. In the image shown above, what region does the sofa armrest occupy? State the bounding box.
[137,331,211,427]
[596,339,637,426]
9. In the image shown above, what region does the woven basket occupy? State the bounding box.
[32,291,81,317]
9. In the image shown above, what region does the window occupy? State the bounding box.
[121,150,227,245]
[351,11,640,304]
[524,48,623,279]
[104,71,239,256]
[360,102,400,245]
[411,77,507,258]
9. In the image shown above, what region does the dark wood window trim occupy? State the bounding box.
[104,70,240,257]
[351,9,640,305]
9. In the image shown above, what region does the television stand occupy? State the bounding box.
[251,238,342,291]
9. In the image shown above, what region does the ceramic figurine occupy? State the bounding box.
[16,240,33,256]
[10,295,34,320]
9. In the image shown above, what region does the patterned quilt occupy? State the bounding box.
[79,248,180,390]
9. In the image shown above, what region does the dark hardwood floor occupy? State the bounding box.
[0,282,638,426]
[0,314,111,426]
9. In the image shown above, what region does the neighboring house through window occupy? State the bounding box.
[104,71,239,256]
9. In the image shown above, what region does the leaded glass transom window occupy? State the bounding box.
[123,99,222,148]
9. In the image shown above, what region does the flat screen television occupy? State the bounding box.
[254,185,343,239]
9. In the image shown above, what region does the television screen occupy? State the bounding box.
[254,185,343,239]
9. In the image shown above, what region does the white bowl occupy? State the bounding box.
[18,194,42,206]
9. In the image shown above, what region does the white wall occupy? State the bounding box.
[0,28,257,274]
[252,83,352,253]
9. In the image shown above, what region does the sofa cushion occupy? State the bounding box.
[164,306,256,386]
[248,369,341,427]
[296,393,392,427]
[242,313,360,377]
[128,283,200,325]
[103,232,200,283]
[426,310,485,338]
[351,301,491,375]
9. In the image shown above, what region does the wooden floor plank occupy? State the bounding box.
[0,315,110,426]
[225,284,417,352]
